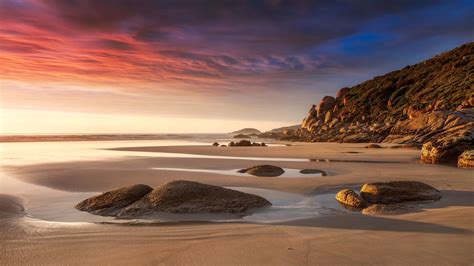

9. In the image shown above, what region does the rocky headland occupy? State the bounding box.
[260,42,474,166]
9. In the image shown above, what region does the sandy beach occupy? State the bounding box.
[1,140,473,265]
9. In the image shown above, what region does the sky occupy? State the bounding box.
[0,0,473,133]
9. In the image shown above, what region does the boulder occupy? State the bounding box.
[299,169,327,176]
[117,181,271,218]
[360,181,441,204]
[317,96,336,117]
[212,142,219,146]
[458,150,474,168]
[238,165,285,177]
[335,189,367,209]
[75,184,153,216]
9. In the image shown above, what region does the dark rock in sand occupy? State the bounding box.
[360,181,441,204]
[335,189,367,209]
[458,150,474,168]
[75,184,153,216]
[220,144,227,147]
[212,142,219,146]
[239,165,285,177]
[117,181,271,218]
[299,169,327,176]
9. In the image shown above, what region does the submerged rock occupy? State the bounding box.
[75,184,153,216]
[117,181,271,218]
[360,181,441,204]
[335,189,367,209]
[238,165,285,177]
[458,150,474,168]
[299,169,327,176]
[361,204,408,215]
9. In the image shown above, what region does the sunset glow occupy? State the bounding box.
[1,0,472,133]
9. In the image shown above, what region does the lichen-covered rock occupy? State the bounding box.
[75,184,153,216]
[238,165,284,177]
[458,150,474,168]
[335,189,367,209]
[117,181,271,218]
[421,129,473,164]
[385,109,474,144]
[360,181,441,204]
[299,169,327,176]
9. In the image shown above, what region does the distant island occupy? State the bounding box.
[231,128,261,134]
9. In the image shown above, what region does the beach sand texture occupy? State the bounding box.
[1,142,473,265]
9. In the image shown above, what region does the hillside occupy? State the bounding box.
[296,42,473,143]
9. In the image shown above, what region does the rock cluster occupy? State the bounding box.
[238,165,285,177]
[335,181,441,214]
[76,181,271,218]
[228,140,266,147]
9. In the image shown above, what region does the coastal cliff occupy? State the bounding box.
[257,42,474,166]
[292,42,473,144]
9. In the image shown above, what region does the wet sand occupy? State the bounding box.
[1,142,473,265]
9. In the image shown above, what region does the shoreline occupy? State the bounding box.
[1,141,473,265]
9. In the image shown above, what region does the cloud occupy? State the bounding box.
[0,0,472,97]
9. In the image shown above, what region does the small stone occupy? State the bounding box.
[239,165,285,177]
